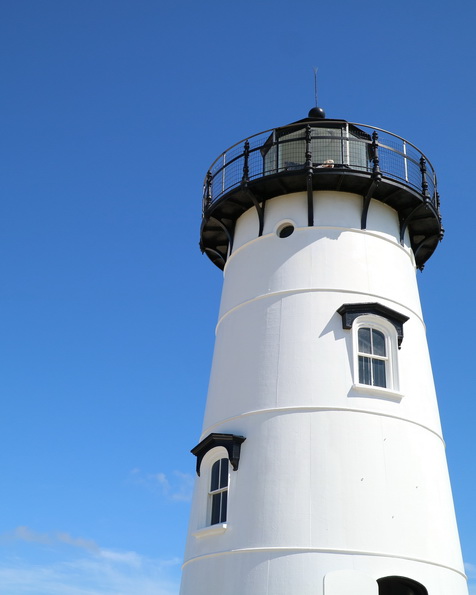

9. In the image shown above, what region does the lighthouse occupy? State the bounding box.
[180,107,468,595]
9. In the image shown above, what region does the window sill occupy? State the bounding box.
[192,523,228,538]
[351,383,404,402]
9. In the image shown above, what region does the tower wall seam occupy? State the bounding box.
[199,406,445,445]
[216,287,425,333]
[182,547,466,579]
[224,224,415,274]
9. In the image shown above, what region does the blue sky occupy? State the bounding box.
[1,1,475,593]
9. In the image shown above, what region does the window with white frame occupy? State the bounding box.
[337,303,407,398]
[209,457,229,525]
[191,433,245,535]
[353,316,399,392]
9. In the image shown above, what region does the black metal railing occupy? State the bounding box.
[203,122,437,214]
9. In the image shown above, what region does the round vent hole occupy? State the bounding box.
[277,224,294,238]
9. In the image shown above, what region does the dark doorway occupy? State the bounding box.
[378,576,428,595]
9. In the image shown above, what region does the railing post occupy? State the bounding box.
[242,140,250,183]
[371,131,380,175]
[343,122,350,165]
[420,157,429,200]
[361,130,381,231]
[403,140,409,181]
[221,154,226,194]
[436,191,444,240]
[305,125,313,173]
[203,170,213,212]
[305,125,314,227]
[273,129,279,173]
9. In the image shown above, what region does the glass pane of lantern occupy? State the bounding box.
[348,130,370,171]
[311,127,343,166]
[277,129,306,171]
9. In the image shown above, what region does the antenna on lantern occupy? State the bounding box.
[309,67,326,119]
[313,66,318,107]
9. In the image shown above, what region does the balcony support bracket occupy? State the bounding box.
[361,173,382,230]
[242,183,265,237]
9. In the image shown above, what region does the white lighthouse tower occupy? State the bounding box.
[180,107,468,595]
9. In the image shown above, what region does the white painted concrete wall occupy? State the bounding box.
[180,191,467,595]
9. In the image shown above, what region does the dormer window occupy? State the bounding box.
[190,433,245,536]
[337,302,409,400]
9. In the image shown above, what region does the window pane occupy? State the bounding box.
[358,328,371,353]
[372,330,386,356]
[220,491,228,523]
[359,356,371,385]
[311,127,343,166]
[210,461,220,491]
[219,459,229,489]
[276,129,306,170]
[373,359,386,388]
[211,493,221,525]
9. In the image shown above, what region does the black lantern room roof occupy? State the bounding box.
[200,110,442,270]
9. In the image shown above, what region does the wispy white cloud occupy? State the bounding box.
[153,472,171,491]
[0,527,181,595]
[129,469,194,502]
[1,526,100,554]
[168,471,194,502]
